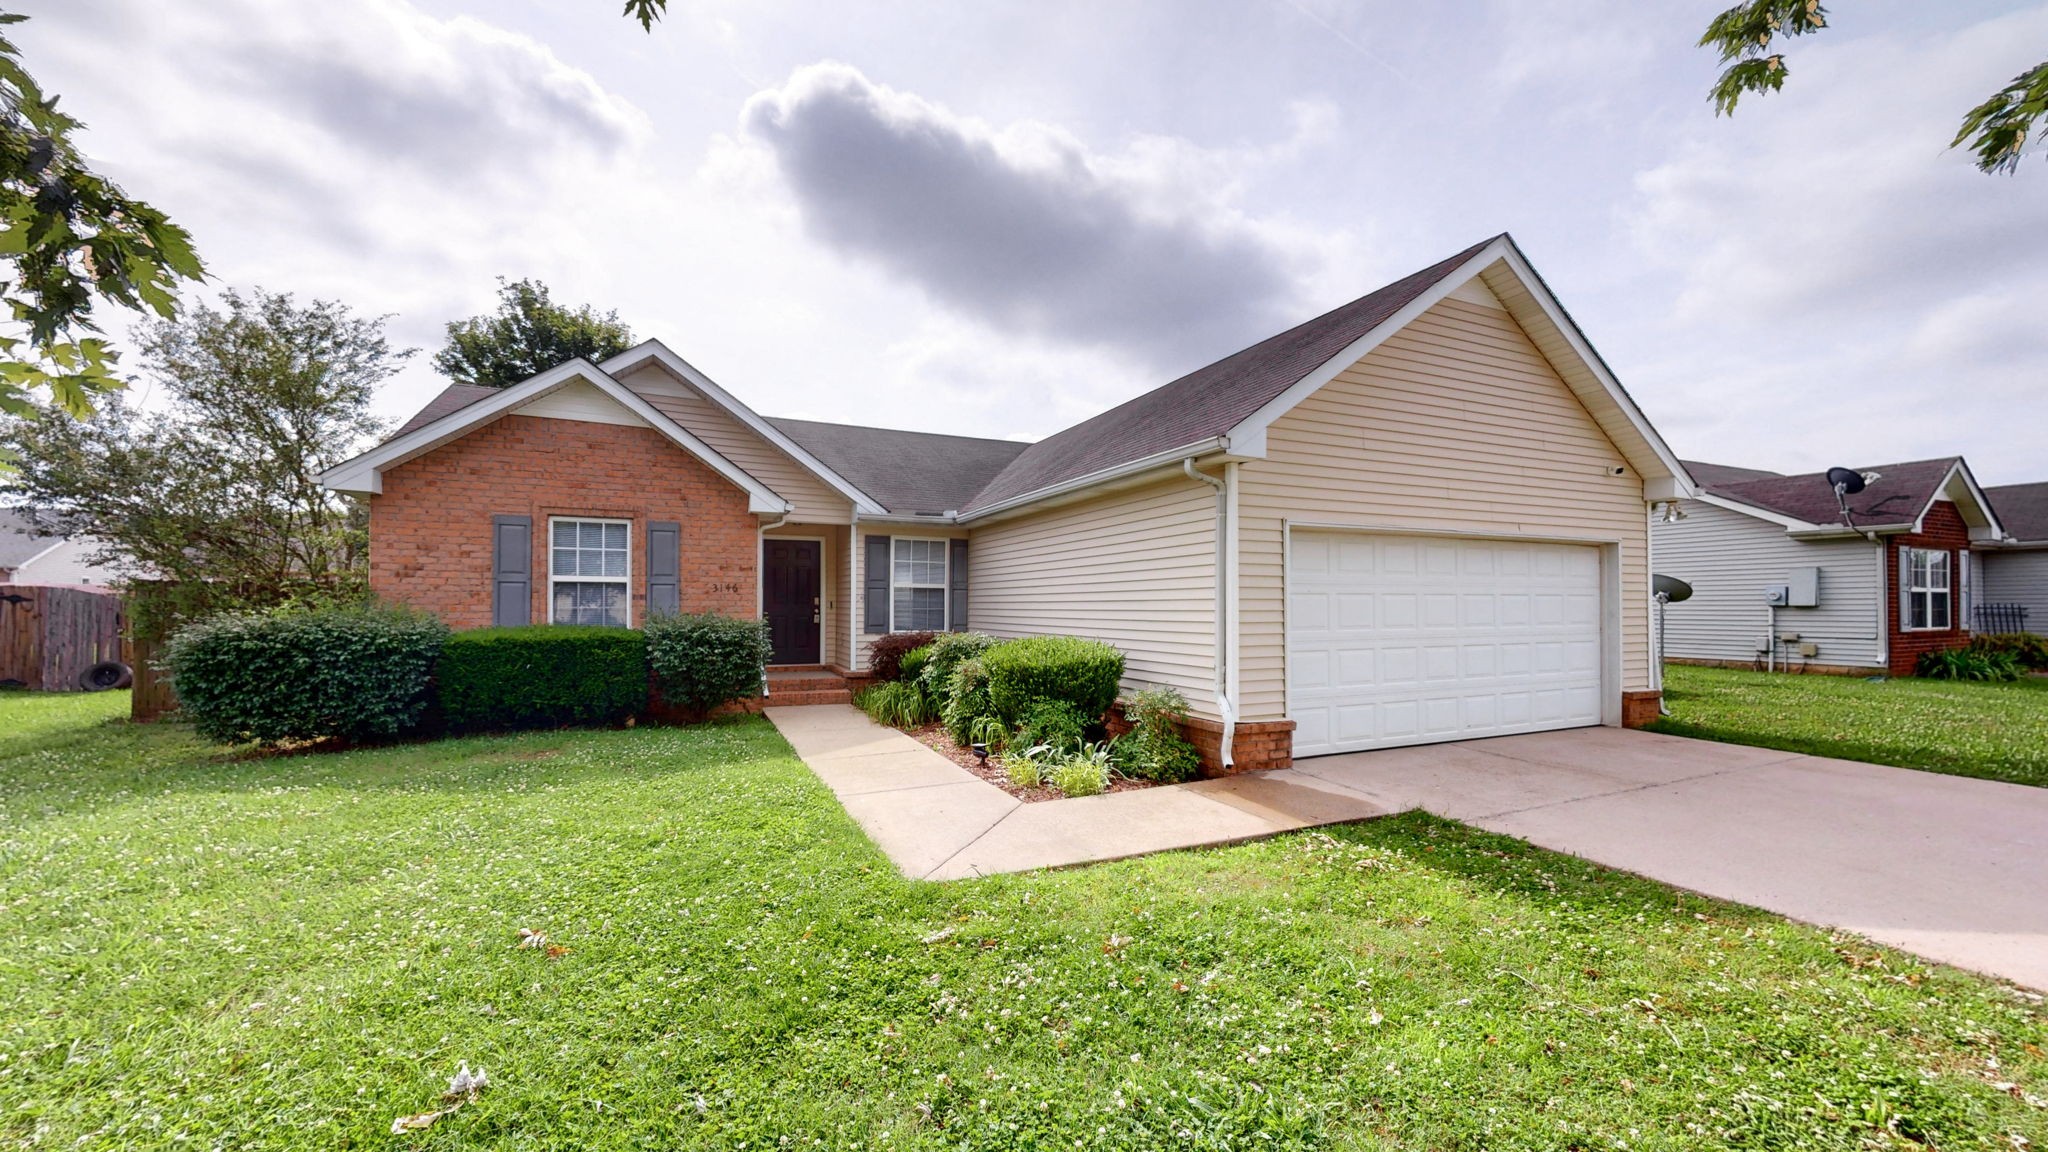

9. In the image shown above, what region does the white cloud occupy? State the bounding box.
[1619,6,2048,483]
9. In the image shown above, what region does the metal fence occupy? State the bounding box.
[1973,603,2030,635]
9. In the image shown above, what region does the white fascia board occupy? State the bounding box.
[954,437,1229,524]
[1693,492,1836,534]
[1930,458,2005,539]
[317,359,790,514]
[1492,242,1697,497]
[603,340,888,516]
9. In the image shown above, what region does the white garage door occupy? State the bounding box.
[1288,531,1604,756]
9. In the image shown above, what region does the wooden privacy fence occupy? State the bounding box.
[128,631,177,721]
[0,584,124,692]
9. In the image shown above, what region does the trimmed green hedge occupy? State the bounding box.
[982,635,1124,725]
[164,606,447,745]
[435,625,648,732]
[647,613,771,717]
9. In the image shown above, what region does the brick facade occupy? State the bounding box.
[370,413,758,629]
[1884,500,1973,677]
[1621,690,1662,727]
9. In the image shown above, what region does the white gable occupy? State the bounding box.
[515,378,650,427]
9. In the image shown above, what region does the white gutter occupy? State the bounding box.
[959,437,1229,524]
[1183,458,1234,768]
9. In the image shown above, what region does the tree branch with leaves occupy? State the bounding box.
[1701,1,2045,174]
[0,10,203,421]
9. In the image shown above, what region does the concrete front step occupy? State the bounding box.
[764,688,854,707]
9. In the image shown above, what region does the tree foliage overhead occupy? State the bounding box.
[0,10,204,419]
[622,0,667,32]
[1700,1,2046,174]
[431,277,635,389]
[0,288,408,633]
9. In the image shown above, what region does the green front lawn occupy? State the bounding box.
[2,691,2043,1150]
[1652,665,2048,787]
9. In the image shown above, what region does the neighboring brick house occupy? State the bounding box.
[1652,457,2008,676]
[322,234,1699,772]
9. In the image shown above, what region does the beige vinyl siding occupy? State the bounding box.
[1652,501,1884,668]
[1979,549,2048,634]
[1236,294,1652,721]
[851,523,972,673]
[966,476,1219,715]
[764,523,849,670]
[614,363,853,524]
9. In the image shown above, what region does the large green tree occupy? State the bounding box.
[1702,1,2046,174]
[0,10,203,420]
[431,277,634,389]
[0,289,407,630]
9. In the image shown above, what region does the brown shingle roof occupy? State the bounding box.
[957,236,1503,514]
[1681,459,1781,487]
[1701,458,1961,530]
[767,418,1031,516]
[391,383,499,437]
[1986,481,2048,543]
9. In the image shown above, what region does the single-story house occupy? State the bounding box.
[320,234,1694,771]
[1978,481,2048,633]
[1651,457,2011,675]
[0,509,120,587]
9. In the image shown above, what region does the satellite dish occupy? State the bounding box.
[1825,467,1866,495]
[1653,574,1693,603]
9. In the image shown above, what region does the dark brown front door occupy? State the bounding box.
[763,539,822,664]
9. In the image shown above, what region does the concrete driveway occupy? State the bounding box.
[1292,727,2048,991]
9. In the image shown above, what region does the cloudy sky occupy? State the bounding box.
[21,0,2047,483]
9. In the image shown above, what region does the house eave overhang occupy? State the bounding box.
[954,437,1231,525]
[1221,235,1697,503]
[601,340,889,517]
[317,359,791,515]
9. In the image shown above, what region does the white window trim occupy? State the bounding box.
[888,536,949,633]
[1903,546,1952,633]
[548,516,633,627]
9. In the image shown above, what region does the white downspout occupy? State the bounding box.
[1184,458,1234,768]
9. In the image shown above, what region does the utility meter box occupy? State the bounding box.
[1763,584,1791,607]
[1787,566,1820,608]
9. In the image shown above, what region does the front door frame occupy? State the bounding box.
[762,535,826,666]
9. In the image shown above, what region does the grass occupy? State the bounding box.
[1651,665,2048,787]
[1,690,2044,1150]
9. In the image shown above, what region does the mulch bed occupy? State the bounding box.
[907,723,1159,803]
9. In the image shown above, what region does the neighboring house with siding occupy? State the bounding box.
[1652,458,2007,676]
[1979,482,2048,634]
[321,234,1695,771]
[0,509,121,586]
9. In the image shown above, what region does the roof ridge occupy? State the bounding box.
[765,415,1032,448]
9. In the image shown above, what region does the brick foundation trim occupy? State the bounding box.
[1621,690,1662,728]
[1104,701,1295,775]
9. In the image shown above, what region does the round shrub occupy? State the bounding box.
[436,625,648,732]
[982,635,1125,725]
[898,643,934,685]
[164,605,447,746]
[646,613,771,719]
[1015,699,1087,755]
[917,631,999,706]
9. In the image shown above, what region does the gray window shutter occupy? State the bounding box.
[864,533,891,633]
[948,538,968,632]
[493,515,532,626]
[1896,544,1911,631]
[1958,550,1971,633]
[647,521,680,617]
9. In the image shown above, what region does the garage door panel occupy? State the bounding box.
[1290,531,1604,756]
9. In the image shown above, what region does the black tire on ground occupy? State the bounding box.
[79,661,133,691]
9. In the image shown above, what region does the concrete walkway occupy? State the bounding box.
[764,705,1385,880]
[1292,726,2048,992]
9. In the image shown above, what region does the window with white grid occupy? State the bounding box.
[550,518,630,627]
[1905,547,1951,631]
[891,538,947,632]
